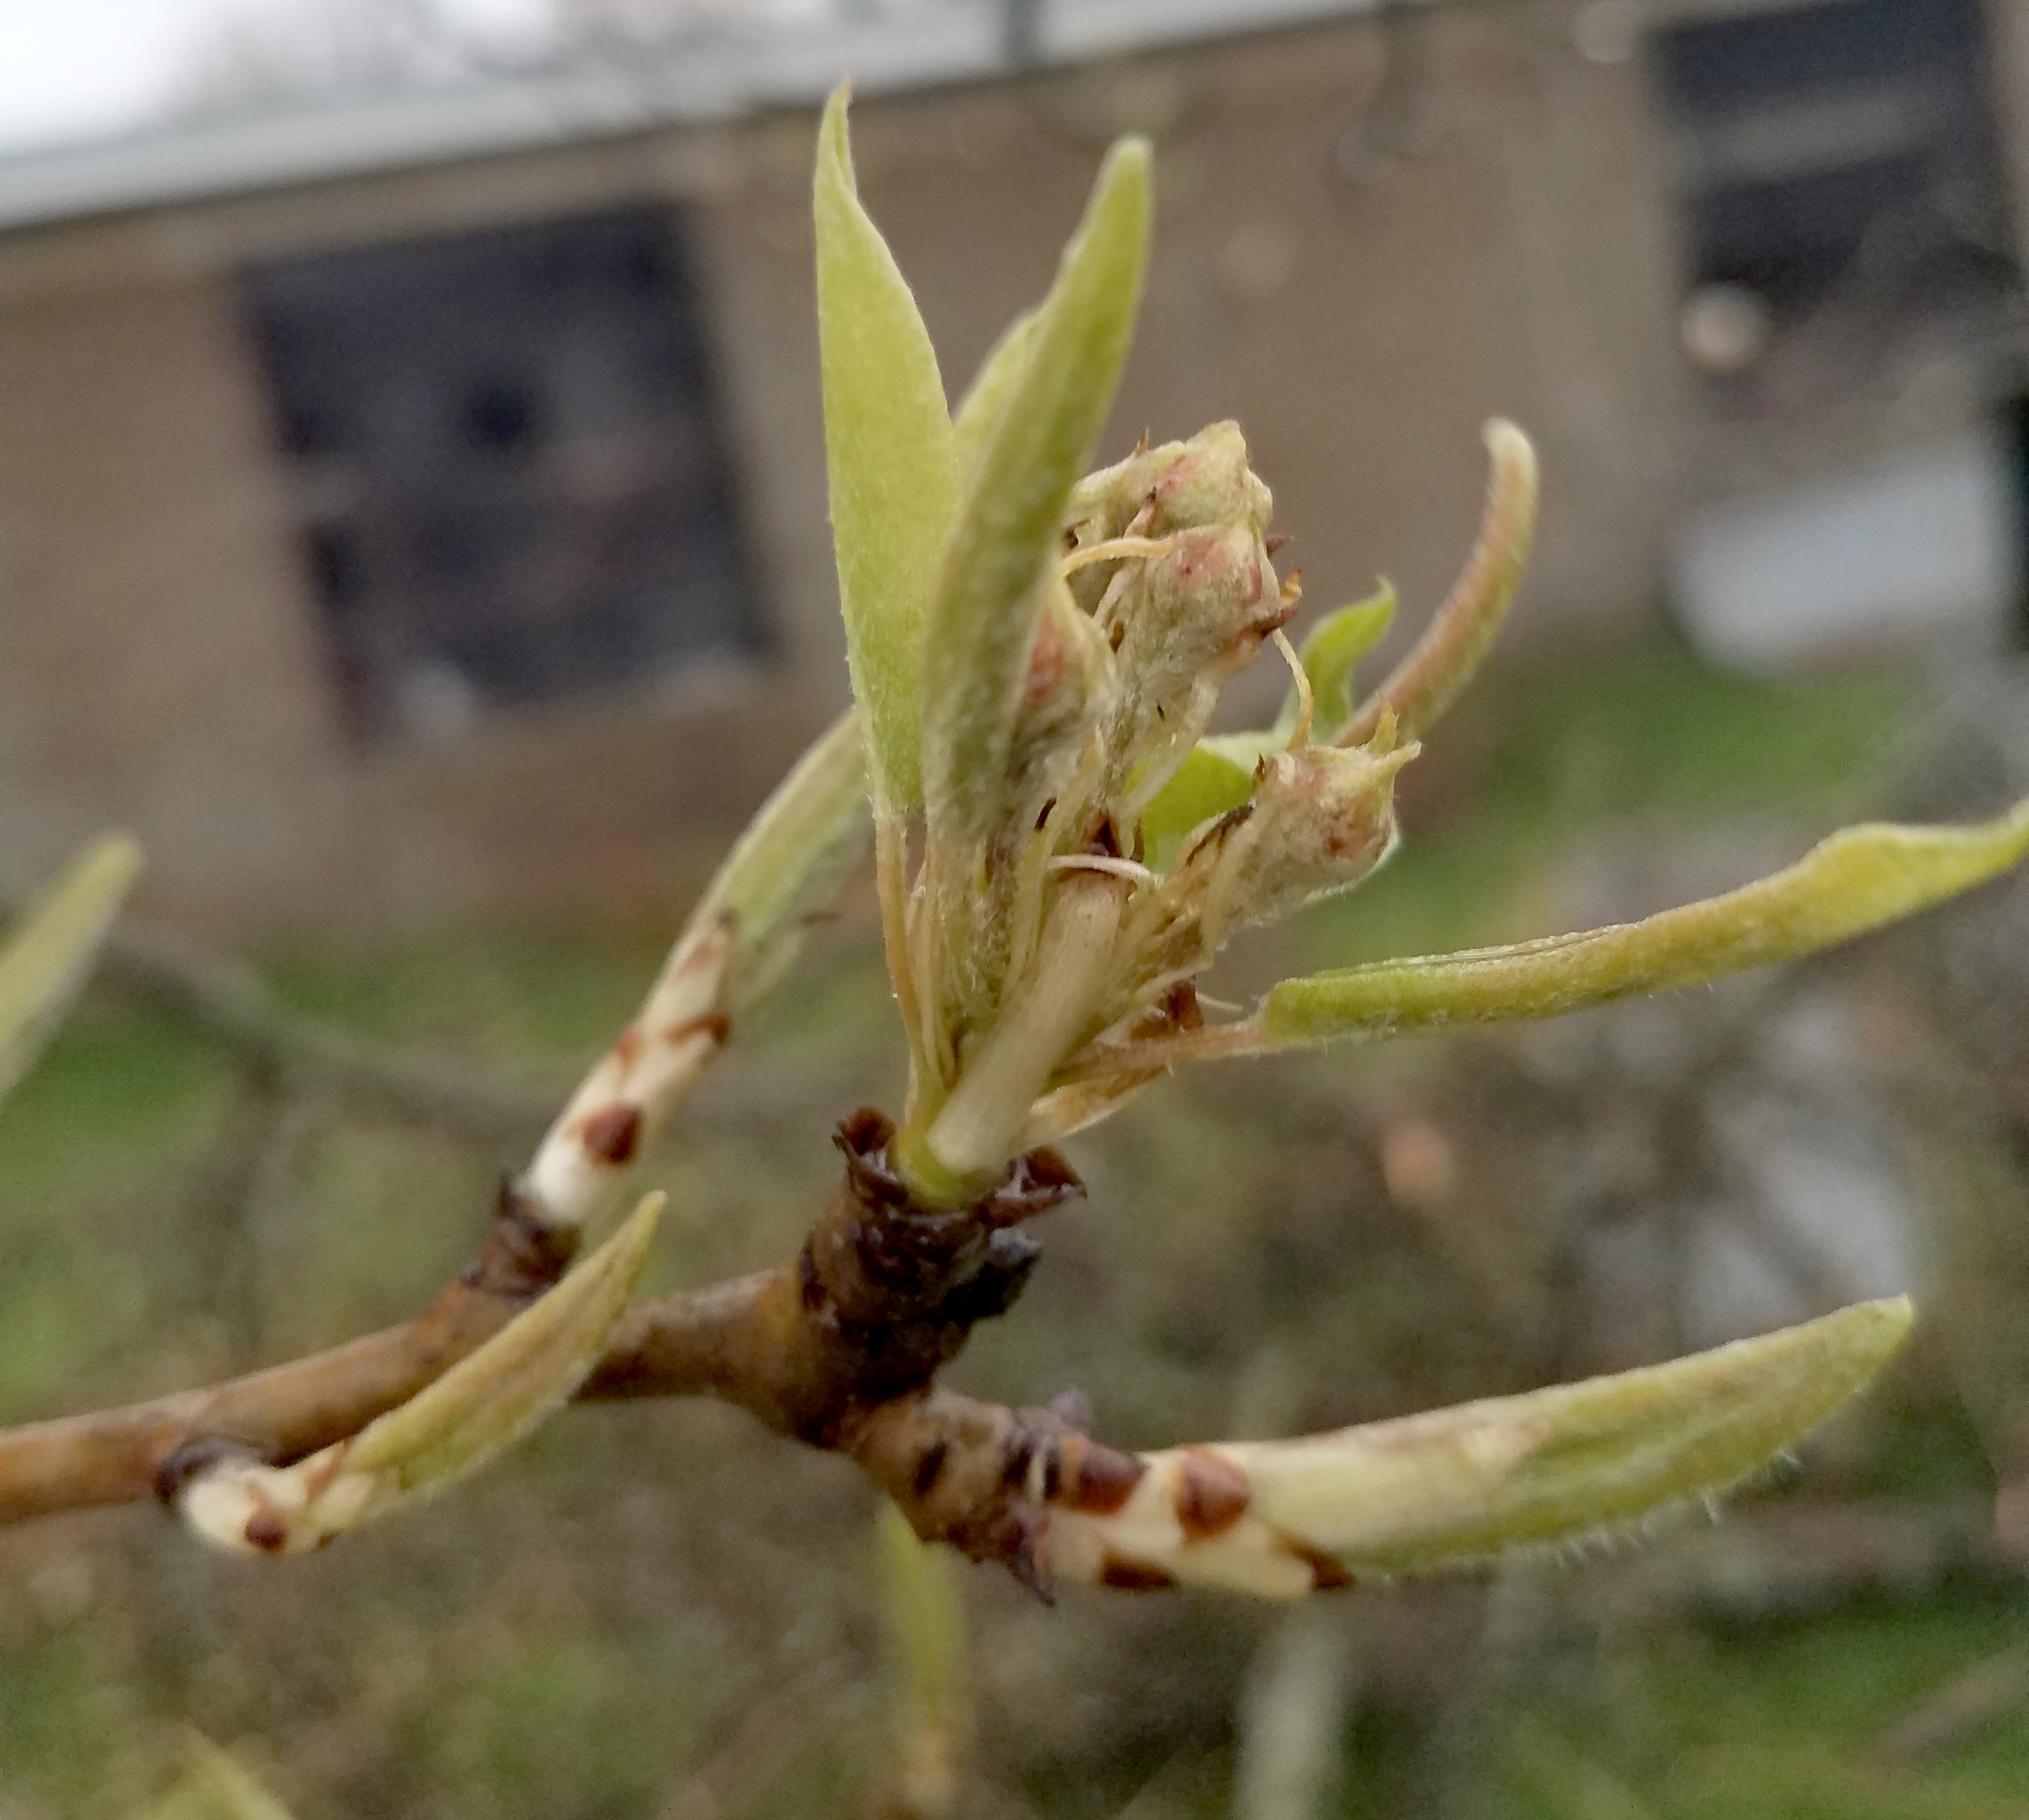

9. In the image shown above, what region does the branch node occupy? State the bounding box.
[152,1435,264,1509]
[467,1178,580,1298]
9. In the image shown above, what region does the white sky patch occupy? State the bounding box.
[0,0,227,150]
[0,0,564,154]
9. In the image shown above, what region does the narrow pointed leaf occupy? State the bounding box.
[180,1195,664,1552]
[1261,801,2029,1050]
[690,709,870,1009]
[1339,421,1537,747]
[921,138,1152,848]
[1138,736,1267,871]
[1041,1298,1912,1595]
[1282,585,1397,740]
[343,1192,662,1499]
[815,84,959,813]
[951,306,1039,480]
[0,833,142,1102]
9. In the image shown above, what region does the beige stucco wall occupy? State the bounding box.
[0,3,1971,936]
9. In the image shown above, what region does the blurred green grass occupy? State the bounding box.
[8,636,2026,1819]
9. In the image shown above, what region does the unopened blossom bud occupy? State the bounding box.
[1004,575,1118,836]
[1169,740,1417,946]
[1067,421,1271,559]
[940,578,1118,1030]
[1101,519,1290,813]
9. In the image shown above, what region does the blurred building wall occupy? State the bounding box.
[0,0,2016,935]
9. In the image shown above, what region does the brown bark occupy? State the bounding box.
[0,1110,1088,1584]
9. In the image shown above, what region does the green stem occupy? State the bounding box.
[896,876,1125,1204]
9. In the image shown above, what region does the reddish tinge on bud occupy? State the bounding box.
[1163,739,1418,957]
[1057,424,1284,816]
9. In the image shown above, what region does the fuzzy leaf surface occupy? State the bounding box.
[1261,801,2029,1048]
[338,1193,662,1503]
[690,710,870,1009]
[815,85,958,812]
[921,138,1151,848]
[951,306,1039,481]
[1042,1298,1911,1595]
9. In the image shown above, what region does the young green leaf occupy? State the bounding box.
[920,137,1152,850]
[1259,800,2029,1050]
[1137,739,1261,872]
[1137,588,1398,867]
[951,306,1039,481]
[178,1196,662,1554]
[690,709,870,1010]
[340,1191,662,1500]
[1338,421,1537,748]
[1282,585,1397,740]
[1040,1297,1912,1595]
[0,833,142,1103]
[815,84,959,813]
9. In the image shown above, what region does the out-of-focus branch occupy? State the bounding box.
[0,1111,1078,1533]
[0,1193,545,1525]
[90,915,559,1142]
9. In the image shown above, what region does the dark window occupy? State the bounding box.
[1649,0,2018,378]
[246,207,764,742]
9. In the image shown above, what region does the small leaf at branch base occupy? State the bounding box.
[690,709,870,1011]
[1041,1298,1912,1596]
[920,136,1152,852]
[178,1197,663,1555]
[815,84,959,813]
[0,833,141,1103]
[1260,799,2029,1050]
[342,1192,663,1499]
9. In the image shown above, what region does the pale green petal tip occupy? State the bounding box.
[819,79,851,152]
[85,831,145,887]
[1814,1292,1914,1386]
[1101,135,1153,190]
[1505,1295,1916,1542]
[1287,1295,1918,1579]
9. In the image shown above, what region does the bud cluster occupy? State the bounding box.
[898,422,1414,1197]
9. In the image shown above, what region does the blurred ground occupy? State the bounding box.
[5,636,2029,1819]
